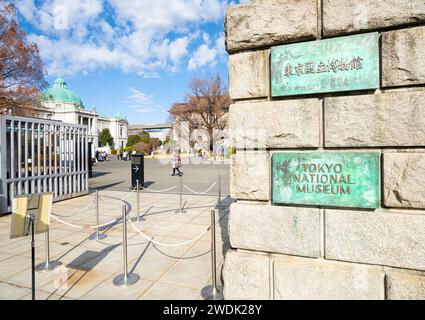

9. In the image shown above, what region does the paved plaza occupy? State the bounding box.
[0,160,232,300]
[90,157,230,196]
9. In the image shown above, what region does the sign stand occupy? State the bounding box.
[131,155,144,189]
[10,193,54,301]
[23,213,36,300]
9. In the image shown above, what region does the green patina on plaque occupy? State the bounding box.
[272,152,380,209]
[271,32,379,96]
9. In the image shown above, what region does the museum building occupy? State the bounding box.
[36,77,128,151]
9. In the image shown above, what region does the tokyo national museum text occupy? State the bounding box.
[272,152,380,209]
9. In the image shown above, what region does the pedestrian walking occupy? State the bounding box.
[220,145,224,160]
[171,150,183,176]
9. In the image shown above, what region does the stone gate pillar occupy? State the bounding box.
[223,0,425,300]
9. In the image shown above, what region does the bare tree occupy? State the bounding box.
[169,74,231,150]
[0,0,47,115]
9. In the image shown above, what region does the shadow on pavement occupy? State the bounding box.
[91,181,126,191]
[67,244,120,272]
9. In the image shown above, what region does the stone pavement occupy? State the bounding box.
[90,158,230,196]
[0,190,232,300]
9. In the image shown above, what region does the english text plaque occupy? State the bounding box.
[272,152,380,209]
[271,32,379,96]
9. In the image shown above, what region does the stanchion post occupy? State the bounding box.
[175,176,186,214]
[136,179,141,221]
[201,209,223,300]
[90,190,107,240]
[30,216,35,301]
[113,204,140,286]
[179,176,182,213]
[217,174,223,210]
[35,229,62,272]
[96,189,100,237]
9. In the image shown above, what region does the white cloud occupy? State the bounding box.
[169,37,190,64]
[14,0,37,22]
[22,0,103,35]
[125,87,166,114]
[109,0,225,31]
[215,33,226,57]
[187,31,227,71]
[202,32,210,44]
[188,44,218,70]
[133,107,152,113]
[128,87,153,104]
[27,34,129,76]
[15,0,230,77]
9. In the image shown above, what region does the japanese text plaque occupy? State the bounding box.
[271,32,380,96]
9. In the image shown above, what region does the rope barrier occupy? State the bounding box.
[101,186,138,200]
[80,200,96,212]
[95,238,150,247]
[57,196,96,216]
[51,184,216,247]
[49,195,96,218]
[51,213,119,230]
[183,180,217,195]
[129,218,210,247]
[100,178,219,195]
[141,185,177,193]
[50,187,137,230]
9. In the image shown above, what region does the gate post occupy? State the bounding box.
[0,115,8,214]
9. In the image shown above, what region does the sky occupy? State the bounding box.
[13,0,250,124]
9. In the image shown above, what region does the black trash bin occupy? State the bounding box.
[131,154,144,188]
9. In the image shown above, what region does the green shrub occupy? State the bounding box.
[111,148,117,155]
[126,135,141,147]
[141,137,150,144]
[99,128,114,146]
[139,130,150,140]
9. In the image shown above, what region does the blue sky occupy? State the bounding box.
[14,0,249,124]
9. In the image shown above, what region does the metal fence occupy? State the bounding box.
[0,115,89,214]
